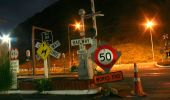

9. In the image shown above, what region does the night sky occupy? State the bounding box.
[0,0,59,33]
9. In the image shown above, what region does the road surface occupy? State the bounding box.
[1,62,170,100]
[112,62,170,99]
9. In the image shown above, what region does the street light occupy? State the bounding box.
[74,22,81,30]
[0,34,11,61]
[145,20,155,61]
[68,22,81,67]
[0,34,11,50]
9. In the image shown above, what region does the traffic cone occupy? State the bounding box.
[131,63,147,96]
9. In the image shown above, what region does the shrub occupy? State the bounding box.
[0,55,13,91]
[34,78,52,93]
[70,65,78,72]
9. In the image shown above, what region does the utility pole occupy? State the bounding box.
[90,0,97,37]
[79,9,85,37]
[89,0,104,75]
[90,0,104,37]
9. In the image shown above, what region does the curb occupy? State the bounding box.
[0,87,101,95]
[155,63,170,68]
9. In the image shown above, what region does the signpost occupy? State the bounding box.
[41,32,53,44]
[35,39,61,78]
[71,37,95,79]
[10,48,19,60]
[10,48,19,89]
[32,26,52,76]
[71,38,92,46]
[93,45,123,84]
[26,50,31,61]
[94,45,121,73]
[93,71,123,84]
[35,40,61,59]
[37,42,51,78]
[37,42,51,60]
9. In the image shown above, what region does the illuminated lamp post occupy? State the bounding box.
[0,34,11,54]
[145,21,155,61]
[68,22,81,67]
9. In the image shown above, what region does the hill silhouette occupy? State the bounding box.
[12,0,170,62]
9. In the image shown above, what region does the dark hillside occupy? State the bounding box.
[12,0,169,62]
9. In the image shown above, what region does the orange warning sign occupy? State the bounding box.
[93,71,123,84]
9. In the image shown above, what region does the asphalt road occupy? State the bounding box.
[113,62,170,99]
[137,65,170,99]
[1,62,170,100]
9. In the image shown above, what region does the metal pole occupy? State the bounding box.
[150,29,155,61]
[32,26,52,77]
[90,0,98,75]
[44,59,48,78]
[79,9,85,37]
[90,0,98,37]
[8,39,11,59]
[68,25,71,67]
[32,26,35,75]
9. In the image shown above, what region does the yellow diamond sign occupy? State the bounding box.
[37,42,51,60]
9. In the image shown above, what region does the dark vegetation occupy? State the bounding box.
[11,0,170,63]
[0,53,13,91]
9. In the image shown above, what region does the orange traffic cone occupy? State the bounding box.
[131,63,147,96]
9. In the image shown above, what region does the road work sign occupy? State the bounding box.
[37,42,51,60]
[93,71,123,84]
[71,38,92,46]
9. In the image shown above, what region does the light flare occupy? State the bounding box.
[74,22,81,30]
[0,34,11,43]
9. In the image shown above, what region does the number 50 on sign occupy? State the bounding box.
[94,45,121,72]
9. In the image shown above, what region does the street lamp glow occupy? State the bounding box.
[74,22,81,30]
[0,34,11,50]
[145,20,156,61]
[146,21,154,29]
[68,21,81,67]
[0,34,11,43]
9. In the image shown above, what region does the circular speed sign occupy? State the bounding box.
[94,45,119,70]
[10,48,19,60]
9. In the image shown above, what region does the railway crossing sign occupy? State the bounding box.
[94,45,121,73]
[50,50,61,59]
[35,40,61,59]
[37,42,51,60]
[71,37,92,46]
[50,40,61,49]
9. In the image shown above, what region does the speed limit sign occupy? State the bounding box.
[10,48,19,60]
[94,45,120,72]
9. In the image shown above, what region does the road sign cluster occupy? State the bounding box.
[93,44,123,84]
[94,45,121,72]
[36,40,61,60]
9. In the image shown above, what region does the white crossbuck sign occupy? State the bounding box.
[71,38,92,46]
[35,40,61,59]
